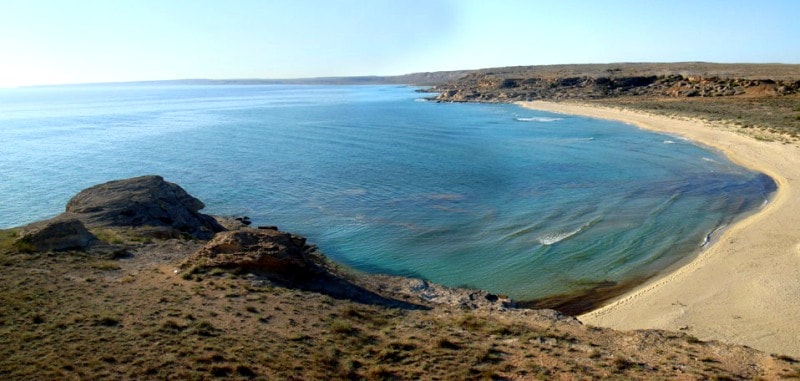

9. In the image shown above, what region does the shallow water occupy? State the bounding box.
[0,85,775,300]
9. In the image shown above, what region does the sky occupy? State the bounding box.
[1,0,799,87]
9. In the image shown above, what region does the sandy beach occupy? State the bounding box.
[519,101,800,357]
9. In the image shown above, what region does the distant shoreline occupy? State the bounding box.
[519,100,800,357]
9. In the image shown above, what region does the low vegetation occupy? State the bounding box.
[426,62,800,143]
[1,229,799,380]
[594,96,800,143]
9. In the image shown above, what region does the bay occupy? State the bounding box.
[0,84,775,300]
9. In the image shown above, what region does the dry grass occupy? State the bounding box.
[594,95,800,143]
[92,228,153,245]
[1,233,799,380]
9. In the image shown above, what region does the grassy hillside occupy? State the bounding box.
[2,227,799,380]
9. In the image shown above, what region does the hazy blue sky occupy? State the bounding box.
[1,0,799,87]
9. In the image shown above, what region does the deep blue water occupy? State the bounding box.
[0,85,775,300]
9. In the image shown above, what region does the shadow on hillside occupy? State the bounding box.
[269,270,430,311]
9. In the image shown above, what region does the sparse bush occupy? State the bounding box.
[775,354,798,363]
[159,319,185,334]
[181,265,205,281]
[365,365,396,381]
[89,260,121,270]
[209,366,232,377]
[189,320,220,337]
[31,314,45,324]
[94,229,127,244]
[288,333,310,341]
[686,335,703,344]
[12,238,36,253]
[330,319,355,334]
[235,365,257,378]
[457,313,485,331]
[92,313,120,327]
[612,357,635,372]
[0,229,19,247]
[436,337,461,350]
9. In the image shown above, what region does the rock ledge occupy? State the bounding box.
[64,175,224,239]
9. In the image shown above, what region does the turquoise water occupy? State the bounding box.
[0,85,775,300]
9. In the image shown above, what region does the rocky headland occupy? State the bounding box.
[428,69,800,103]
[421,62,800,142]
[423,62,800,101]
[2,175,799,379]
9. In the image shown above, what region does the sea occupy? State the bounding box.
[0,84,776,302]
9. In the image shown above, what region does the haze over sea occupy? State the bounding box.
[0,85,775,300]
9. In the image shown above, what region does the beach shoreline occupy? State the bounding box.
[518,100,800,357]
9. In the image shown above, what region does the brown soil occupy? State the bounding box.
[2,228,799,380]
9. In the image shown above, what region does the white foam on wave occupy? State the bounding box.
[701,157,716,162]
[537,217,601,246]
[700,224,727,247]
[663,140,676,144]
[537,227,583,245]
[516,117,563,122]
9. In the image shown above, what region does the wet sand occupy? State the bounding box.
[518,101,800,357]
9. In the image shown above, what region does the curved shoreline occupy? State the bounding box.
[518,101,800,357]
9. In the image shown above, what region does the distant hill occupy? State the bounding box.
[29,70,472,88]
[30,62,800,88]
[418,62,800,142]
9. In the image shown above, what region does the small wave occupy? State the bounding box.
[516,117,562,122]
[663,140,676,144]
[537,228,582,245]
[414,98,430,102]
[701,157,716,162]
[537,217,600,246]
[700,224,727,247]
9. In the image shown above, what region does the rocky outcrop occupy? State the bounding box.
[16,218,96,252]
[426,73,800,102]
[64,175,224,239]
[363,276,517,311]
[181,229,322,277]
[181,228,433,309]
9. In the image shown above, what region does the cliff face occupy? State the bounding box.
[417,63,800,142]
[428,72,800,102]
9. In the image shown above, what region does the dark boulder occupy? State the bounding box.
[17,218,96,252]
[64,175,224,239]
